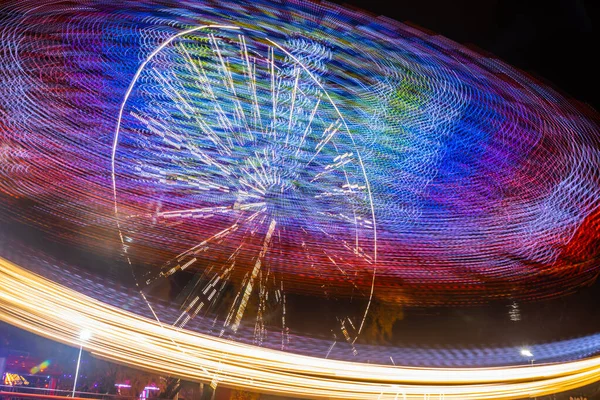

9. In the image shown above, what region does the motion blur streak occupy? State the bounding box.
[1,256,599,399]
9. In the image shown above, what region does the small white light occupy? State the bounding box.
[79,329,92,341]
[520,349,533,357]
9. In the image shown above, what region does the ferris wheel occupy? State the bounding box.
[111,25,377,349]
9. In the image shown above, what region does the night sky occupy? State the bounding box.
[332,0,599,110]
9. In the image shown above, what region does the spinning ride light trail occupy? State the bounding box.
[4,239,600,368]
[0,0,599,376]
[2,256,600,400]
[0,0,596,312]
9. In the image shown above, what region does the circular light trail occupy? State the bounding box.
[0,0,599,387]
[5,241,600,368]
[0,0,597,313]
[2,256,600,399]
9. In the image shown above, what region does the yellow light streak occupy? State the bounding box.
[1,256,599,399]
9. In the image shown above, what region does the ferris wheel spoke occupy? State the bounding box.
[228,218,277,332]
[155,205,235,219]
[315,222,374,265]
[286,67,300,147]
[295,95,322,157]
[239,35,263,132]
[162,64,234,155]
[320,247,367,296]
[173,261,234,330]
[268,46,278,138]
[132,74,234,166]
[144,209,264,286]
[310,152,355,182]
[174,215,268,331]
[189,114,233,157]
[209,33,252,142]
[150,68,197,118]
[306,118,343,166]
[178,44,238,144]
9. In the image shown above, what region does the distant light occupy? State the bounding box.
[521,349,533,357]
[79,329,92,341]
[144,386,160,391]
[30,359,51,374]
[508,301,521,322]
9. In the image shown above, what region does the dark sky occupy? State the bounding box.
[331,0,599,110]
